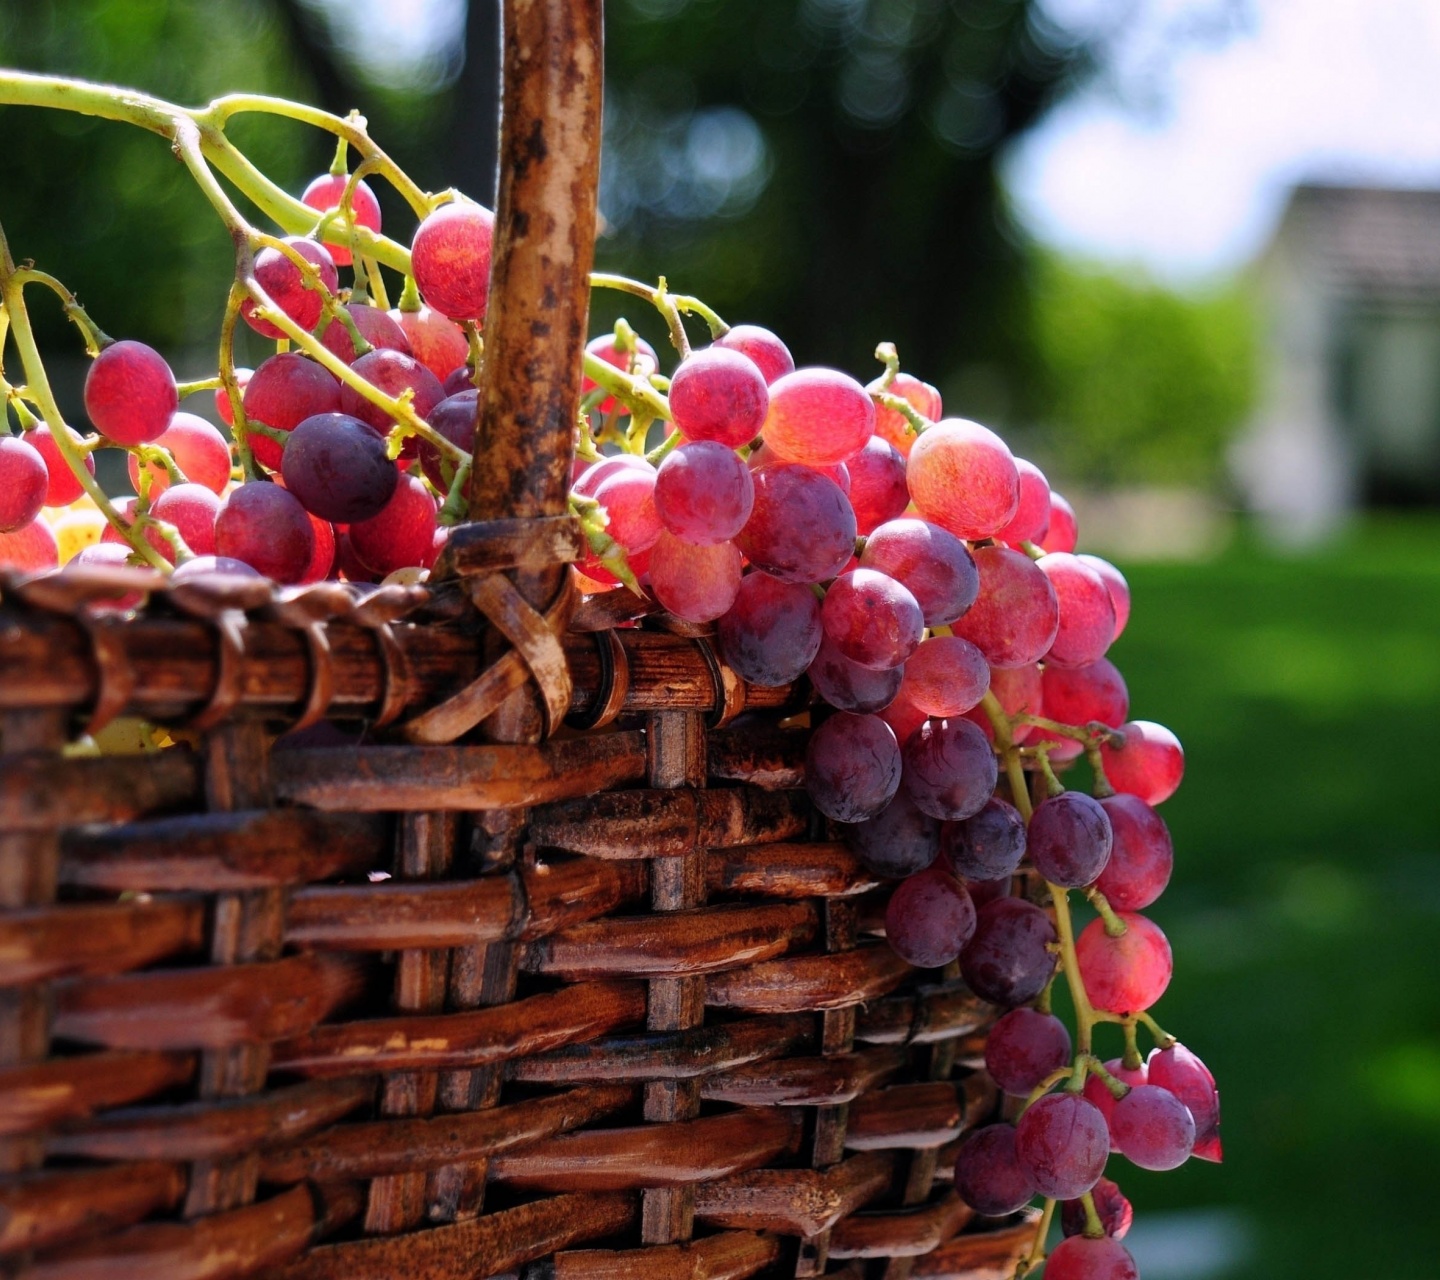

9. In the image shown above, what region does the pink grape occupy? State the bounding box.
[149,483,219,561]
[900,635,989,717]
[1027,791,1114,888]
[301,172,382,266]
[0,437,49,532]
[1096,794,1173,910]
[215,368,252,427]
[963,662,1043,746]
[843,789,939,878]
[593,464,663,555]
[736,464,856,584]
[128,412,232,496]
[717,571,822,687]
[1148,1044,1222,1162]
[884,866,976,967]
[871,372,940,458]
[582,334,659,415]
[215,482,315,582]
[67,544,144,612]
[1078,554,1131,640]
[807,635,903,714]
[951,546,1059,669]
[655,441,754,543]
[1042,658,1129,730]
[648,532,742,622]
[349,474,438,576]
[959,897,1057,1007]
[804,711,902,823]
[572,452,651,499]
[30,424,95,507]
[845,436,910,534]
[340,349,446,442]
[1014,1091,1110,1200]
[84,340,177,446]
[242,238,338,339]
[1076,912,1173,1013]
[281,413,398,523]
[985,1008,1072,1096]
[859,518,977,627]
[943,796,1027,881]
[954,1124,1037,1216]
[1061,1176,1133,1239]
[902,717,997,821]
[1040,553,1117,668]
[1111,1083,1195,1171]
[1044,1235,1139,1280]
[714,323,794,384]
[746,443,850,493]
[411,200,495,321]
[1041,492,1078,553]
[761,367,875,466]
[243,353,342,471]
[822,569,924,670]
[390,304,470,381]
[907,418,1019,540]
[1099,721,1185,805]
[319,302,413,366]
[668,347,769,449]
[877,685,928,747]
[995,458,1051,546]
[1082,1058,1149,1144]
[419,390,478,495]
[0,518,59,572]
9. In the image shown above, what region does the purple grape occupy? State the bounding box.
[1147,1044,1221,1162]
[655,440,755,543]
[859,517,978,627]
[942,797,1027,881]
[735,463,857,584]
[215,482,315,583]
[959,897,1057,1007]
[902,717,998,822]
[842,789,940,878]
[953,1124,1037,1216]
[1045,1235,1139,1280]
[1027,791,1114,888]
[807,635,903,713]
[716,571,822,687]
[1111,1083,1195,1171]
[821,568,924,670]
[846,435,910,534]
[985,1008,1073,1096]
[1014,1091,1110,1200]
[418,390,478,494]
[805,711,901,823]
[281,413,398,523]
[884,866,976,967]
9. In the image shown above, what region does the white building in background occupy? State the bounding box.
[1234,184,1440,543]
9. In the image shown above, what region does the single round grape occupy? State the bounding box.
[1041,492,1078,554]
[878,685,928,748]
[761,367,874,466]
[1148,1043,1221,1162]
[411,199,496,321]
[870,371,941,458]
[0,518,59,573]
[1040,553,1117,669]
[842,789,940,878]
[1096,794,1173,910]
[242,237,338,339]
[1060,1176,1133,1240]
[885,866,976,967]
[390,304,470,381]
[995,457,1052,546]
[717,571,822,687]
[1044,1234,1139,1280]
[149,483,219,561]
[1027,791,1114,888]
[593,464,663,555]
[243,353,342,472]
[846,436,910,534]
[128,412,232,497]
[954,1124,1036,1216]
[1041,658,1129,733]
[985,1008,1072,1096]
[714,323,794,384]
[281,412,398,523]
[822,569,924,671]
[1014,1091,1110,1201]
[736,464,856,584]
[340,348,447,442]
[582,334,661,416]
[419,390,478,496]
[807,634,903,714]
[1082,1058,1149,1144]
[84,340,177,446]
[0,436,49,532]
[668,347,769,449]
[571,452,651,499]
[648,531,743,622]
[172,555,262,583]
[349,474,438,576]
[215,367,252,428]
[442,364,476,396]
[1111,1083,1195,1171]
[746,443,850,494]
[943,796,1027,881]
[29,424,96,507]
[907,418,1019,540]
[902,717,997,822]
[804,711,902,823]
[959,897,1057,1007]
[655,441,755,543]
[298,513,338,585]
[301,172,382,266]
[1098,721,1185,805]
[951,546,1059,669]
[859,518,978,628]
[215,481,315,582]
[319,302,413,366]
[964,662,1043,746]
[901,635,989,717]
[1076,912,1172,1013]
[1078,554,1131,640]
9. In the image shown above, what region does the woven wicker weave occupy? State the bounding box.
[0,3,1040,1276]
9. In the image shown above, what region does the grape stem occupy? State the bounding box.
[1079,1189,1106,1239]
[590,272,728,339]
[1138,1010,1177,1050]
[1012,1199,1056,1278]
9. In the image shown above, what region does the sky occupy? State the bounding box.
[1007,0,1440,282]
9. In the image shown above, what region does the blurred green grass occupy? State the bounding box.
[1093,516,1440,1278]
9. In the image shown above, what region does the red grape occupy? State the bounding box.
[859,518,977,627]
[985,1008,1072,1095]
[943,796,1027,881]
[900,635,989,717]
[1041,492,1078,554]
[333,530,379,583]
[736,463,856,584]
[843,789,939,878]
[1082,1058,1149,1142]
[668,347,769,449]
[215,368,252,428]
[717,571,822,687]
[1095,794,1173,910]
[648,531,742,622]
[593,463,663,555]
[714,323,794,384]
[885,866,976,967]
[572,452,651,499]
[582,334,660,415]
[349,473,438,576]
[215,481,315,582]
[298,514,337,584]
[171,554,262,583]
[746,443,850,494]
[761,367,875,466]
[1040,553,1117,669]
[29,424,96,507]
[390,304,470,381]
[281,412,398,523]
[907,418,1019,540]
[822,569,924,670]
[1041,658,1129,730]
[1076,912,1172,1013]
[1014,1091,1110,1200]
[995,458,1052,546]
[242,237,338,339]
[1061,1177,1132,1239]
[655,441,755,543]
[1078,554,1131,640]
[0,436,49,532]
[411,199,495,321]
[1027,791,1114,888]
[964,662,1043,745]
[951,546,1059,669]
[319,302,413,366]
[419,390,477,494]
[243,353,342,471]
[959,897,1057,1007]
[149,482,219,561]
[1044,1234,1139,1280]
[442,363,476,396]
[301,172,382,266]
[128,412,232,496]
[1111,1083,1195,1170]
[844,436,910,534]
[1148,1043,1221,1162]
[1098,721,1185,805]
[902,717,998,822]
[340,348,446,441]
[808,634,903,713]
[877,684,928,747]
[84,340,177,446]
[804,711,902,823]
[954,1124,1037,1216]
[0,518,59,572]
[871,372,941,458]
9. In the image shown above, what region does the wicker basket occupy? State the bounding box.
[0,3,1038,1277]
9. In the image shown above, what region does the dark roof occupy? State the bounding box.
[1272,183,1440,300]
